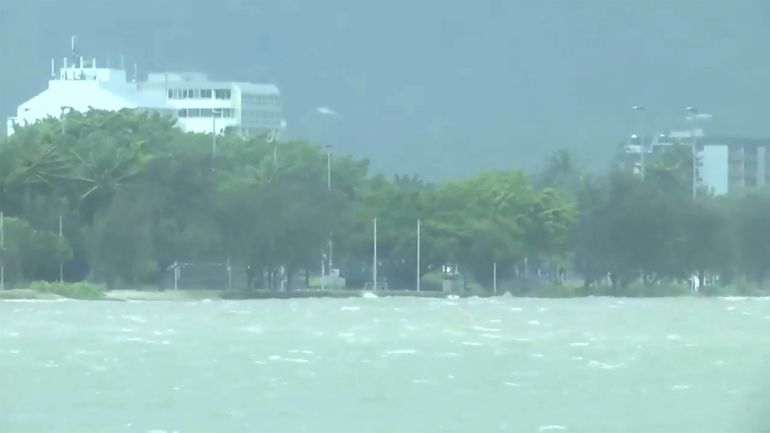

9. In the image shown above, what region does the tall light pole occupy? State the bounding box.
[0,210,4,290]
[58,214,64,283]
[60,106,74,134]
[685,107,713,200]
[326,145,332,192]
[326,145,333,276]
[686,107,698,199]
[267,120,287,164]
[313,107,340,288]
[211,108,222,161]
[493,262,497,295]
[416,218,421,292]
[373,218,378,291]
[632,105,646,182]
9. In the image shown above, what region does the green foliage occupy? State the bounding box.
[26,281,106,300]
[707,279,755,296]
[530,282,578,298]
[0,216,72,285]
[2,114,770,297]
[568,145,770,294]
[619,282,691,298]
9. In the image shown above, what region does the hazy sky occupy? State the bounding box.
[2,0,770,178]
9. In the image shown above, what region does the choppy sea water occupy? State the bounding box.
[2,296,770,433]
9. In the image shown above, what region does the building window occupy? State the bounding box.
[188,108,201,117]
[178,109,188,118]
[201,89,212,98]
[167,89,173,98]
[200,108,213,117]
[215,89,231,100]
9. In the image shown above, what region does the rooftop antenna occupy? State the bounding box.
[70,35,79,65]
[51,58,55,79]
[132,63,138,83]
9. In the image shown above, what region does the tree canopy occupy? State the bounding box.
[1,112,769,295]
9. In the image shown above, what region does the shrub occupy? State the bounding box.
[702,279,755,296]
[530,282,578,298]
[27,281,106,300]
[619,282,690,297]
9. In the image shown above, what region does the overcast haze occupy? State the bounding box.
[1,0,770,178]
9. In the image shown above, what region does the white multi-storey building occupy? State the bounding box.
[7,48,285,139]
[138,72,285,138]
[615,130,770,196]
[6,57,174,136]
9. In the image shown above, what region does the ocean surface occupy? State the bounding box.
[2,296,770,433]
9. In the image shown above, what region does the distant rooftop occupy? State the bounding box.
[146,72,209,83]
[140,73,280,94]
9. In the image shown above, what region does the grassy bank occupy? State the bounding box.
[0,282,106,300]
[219,289,492,300]
[27,281,107,300]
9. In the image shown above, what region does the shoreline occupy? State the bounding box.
[0,288,487,301]
[1,288,768,302]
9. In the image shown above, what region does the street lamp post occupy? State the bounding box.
[1,211,4,290]
[211,109,222,161]
[267,120,287,164]
[59,214,64,283]
[326,145,333,276]
[685,107,713,200]
[493,262,497,295]
[416,218,421,292]
[60,106,74,134]
[373,218,378,291]
[315,107,340,288]
[686,107,698,199]
[632,106,646,182]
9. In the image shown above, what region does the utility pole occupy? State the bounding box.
[416,219,421,292]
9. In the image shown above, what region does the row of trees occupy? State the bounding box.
[1,110,769,294]
[0,110,574,290]
[544,148,770,294]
